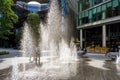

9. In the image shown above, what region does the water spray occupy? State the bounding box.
[116,46,120,64]
[58,0,66,32]
[118,46,120,57]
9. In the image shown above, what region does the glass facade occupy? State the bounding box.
[77,0,120,26]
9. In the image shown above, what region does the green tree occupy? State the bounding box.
[0,0,18,39]
[27,13,40,46]
[27,13,41,64]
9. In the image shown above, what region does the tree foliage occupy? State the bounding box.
[0,0,18,39]
[27,13,40,46]
[27,13,40,32]
[27,13,41,65]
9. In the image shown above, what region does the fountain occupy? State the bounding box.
[116,46,120,64]
[11,0,79,80]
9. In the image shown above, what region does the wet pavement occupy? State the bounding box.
[74,59,120,80]
[0,58,120,80]
[0,67,12,80]
[0,49,120,80]
[0,48,22,58]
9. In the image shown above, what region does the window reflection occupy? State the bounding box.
[78,0,120,26]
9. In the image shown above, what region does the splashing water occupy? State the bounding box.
[59,39,78,63]
[116,50,120,64]
[21,23,35,58]
[12,58,19,80]
[116,57,120,64]
[11,0,79,80]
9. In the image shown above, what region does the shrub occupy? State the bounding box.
[0,51,9,55]
[95,46,101,49]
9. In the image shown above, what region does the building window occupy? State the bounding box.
[88,9,93,22]
[77,0,120,26]
[112,0,119,16]
[93,0,102,5]
[106,7,112,18]
[102,4,107,11]
[112,0,119,8]
[93,8,97,14]
[97,6,101,13]
[93,12,102,21]
[82,17,89,24]
[112,7,119,16]
[107,1,112,8]
[81,0,90,11]
[106,0,119,18]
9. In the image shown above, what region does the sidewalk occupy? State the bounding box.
[84,52,118,61]
[0,48,28,70]
[0,48,22,58]
[0,48,119,70]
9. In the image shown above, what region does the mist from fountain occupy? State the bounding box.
[12,58,19,80]
[116,47,120,64]
[11,0,79,80]
[21,23,35,58]
[116,50,120,64]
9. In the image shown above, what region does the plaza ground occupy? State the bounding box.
[0,48,120,80]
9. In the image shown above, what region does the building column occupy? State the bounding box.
[102,25,106,47]
[80,29,83,49]
[102,0,106,47]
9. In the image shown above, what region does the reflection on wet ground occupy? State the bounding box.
[0,67,12,80]
[74,59,120,80]
[0,58,120,80]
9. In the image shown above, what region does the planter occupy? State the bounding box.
[94,46,101,53]
[87,49,91,52]
[0,51,9,55]
[95,49,101,53]
[89,48,95,53]
[87,46,108,54]
[101,48,108,54]
[86,47,91,52]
